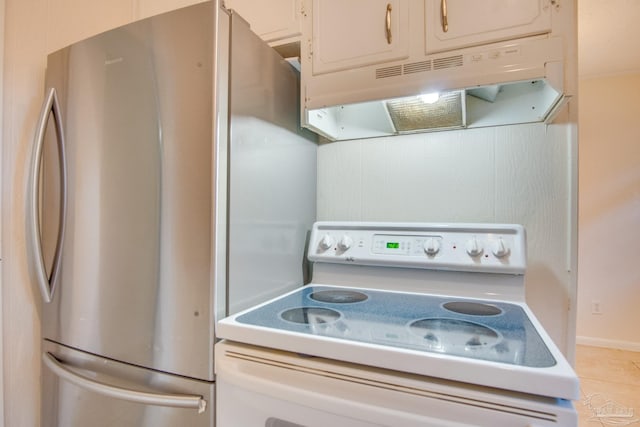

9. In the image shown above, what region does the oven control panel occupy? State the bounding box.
[308,222,526,274]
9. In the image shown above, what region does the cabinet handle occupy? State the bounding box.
[385,3,392,44]
[440,0,449,32]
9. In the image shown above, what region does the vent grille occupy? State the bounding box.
[433,55,463,70]
[375,55,463,79]
[403,60,432,74]
[376,65,402,79]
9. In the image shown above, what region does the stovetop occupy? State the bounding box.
[217,222,580,400]
[234,285,556,368]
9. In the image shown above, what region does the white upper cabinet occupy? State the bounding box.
[300,0,572,141]
[224,0,303,46]
[425,0,552,54]
[310,0,410,75]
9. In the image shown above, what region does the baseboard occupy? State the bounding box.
[576,336,640,352]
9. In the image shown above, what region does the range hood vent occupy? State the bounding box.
[376,55,463,80]
[376,65,402,79]
[403,61,431,74]
[302,36,568,142]
[433,55,464,70]
[386,91,465,132]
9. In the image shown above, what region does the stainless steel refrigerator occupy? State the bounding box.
[27,2,317,426]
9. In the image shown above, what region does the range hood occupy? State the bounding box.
[301,36,568,141]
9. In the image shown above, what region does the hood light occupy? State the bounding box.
[418,92,440,104]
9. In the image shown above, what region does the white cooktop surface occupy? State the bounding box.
[217,222,579,400]
[218,283,579,400]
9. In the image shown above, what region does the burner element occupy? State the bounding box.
[443,301,503,316]
[409,318,500,350]
[280,307,341,324]
[309,290,369,304]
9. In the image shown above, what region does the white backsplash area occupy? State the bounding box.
[317,120,577,357]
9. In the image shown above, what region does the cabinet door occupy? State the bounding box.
[225,0,302,45]
[312,0,410,75]
[425,0,552,54]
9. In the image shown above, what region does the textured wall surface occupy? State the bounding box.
[317,121,577,355]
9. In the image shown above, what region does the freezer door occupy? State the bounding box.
[34,2,218,380]
[42,341,214,427]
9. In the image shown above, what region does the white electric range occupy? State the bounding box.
[215,222,579,427]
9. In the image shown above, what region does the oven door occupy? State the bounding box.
[215,341,577,427]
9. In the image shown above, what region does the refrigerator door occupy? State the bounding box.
[42,341,214,427]
[34,2,218,380]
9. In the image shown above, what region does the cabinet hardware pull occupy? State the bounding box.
[385,4,392,44]
[441,0,449,32]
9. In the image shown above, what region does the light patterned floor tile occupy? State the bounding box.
[576,345,640,426]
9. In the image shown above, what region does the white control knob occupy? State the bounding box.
[491,238,509,258]
[466,237,483,257]
[423,238,440,256]
[319,234,334,250]
[338,235,353,251]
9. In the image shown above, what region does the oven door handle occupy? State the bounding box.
[218,355,359,417]
[217,352,472,426]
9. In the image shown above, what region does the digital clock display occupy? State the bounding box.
[386,242,400,249]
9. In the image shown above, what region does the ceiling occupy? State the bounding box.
[578,0,640,78]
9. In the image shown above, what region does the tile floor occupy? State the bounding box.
[575,344,640,426]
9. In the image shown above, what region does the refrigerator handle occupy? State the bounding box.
[29,87,68,304]
[43,352,207,413]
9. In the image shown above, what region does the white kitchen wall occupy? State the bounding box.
[0,0,5,424]
[44,0,208,54]
[3,1,51,425]
[134,0,207,24]
[318,117,578,357]
[1,1,205,425]
[44,0,133,53]
[577,72,640,351]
